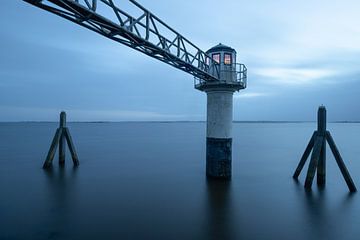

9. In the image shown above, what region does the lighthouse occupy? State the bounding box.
[195,43,247,179]
[24,0,247,179]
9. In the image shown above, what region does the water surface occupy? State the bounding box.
[0,122,359,239]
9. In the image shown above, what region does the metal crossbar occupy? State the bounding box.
[194,63,247,90]
[23,0,224,81]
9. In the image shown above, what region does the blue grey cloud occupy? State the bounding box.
[1,0,360,121]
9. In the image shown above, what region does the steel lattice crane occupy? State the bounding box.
[24,0,248,179]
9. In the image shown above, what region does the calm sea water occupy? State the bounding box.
[0,122,360,240]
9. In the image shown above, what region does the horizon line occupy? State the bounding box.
[1,120,360,123]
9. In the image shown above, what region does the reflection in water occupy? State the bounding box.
[303,189,329,240]
[1,123,360,239]
[204,179,235,240]
[42,166,78,239]
[293,179,356,240]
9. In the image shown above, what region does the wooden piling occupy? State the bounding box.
[317,106,326,186]
[317,106,326,135]
[64,127,80,166]
[293,131,316,179]
[43,128,62,169]
[43,112,79,169]
[326,131,357,192]
[293,106,356,192]
[59,112,66,166]
[304,136,323,189]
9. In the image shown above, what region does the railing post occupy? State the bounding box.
[92,0,97,11]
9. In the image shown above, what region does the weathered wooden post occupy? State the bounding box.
[293,106,356,192]
[59,112,66,166]
[317,106,326,185]
[43,112,79,169]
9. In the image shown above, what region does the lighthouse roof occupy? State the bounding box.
[206,43,236,54]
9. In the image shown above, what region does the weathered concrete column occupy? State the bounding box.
[206,89,234,179]
[194,43,247,179]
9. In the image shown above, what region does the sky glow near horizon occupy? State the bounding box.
[1,0,360,121]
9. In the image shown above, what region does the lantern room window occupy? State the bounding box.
[224,53,232,65]
[205,56,210,66]
[212,53,220,64]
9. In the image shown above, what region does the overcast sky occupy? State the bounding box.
[1,0,360,121]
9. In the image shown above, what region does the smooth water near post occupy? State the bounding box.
[0,122,360,240]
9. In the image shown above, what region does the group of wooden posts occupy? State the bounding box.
[43,111,79,169]
[293,106,356,192]
[44,107,356,192]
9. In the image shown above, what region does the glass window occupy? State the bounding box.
[224,53,232,65]
[212,53,220,64]
[205,56,210,66]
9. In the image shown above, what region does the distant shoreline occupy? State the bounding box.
[1,121,360,124]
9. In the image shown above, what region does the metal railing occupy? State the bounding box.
[194,63,247,90]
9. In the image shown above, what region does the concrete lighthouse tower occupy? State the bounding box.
[195,43,247,179]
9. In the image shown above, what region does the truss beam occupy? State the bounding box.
[24,0,221,81]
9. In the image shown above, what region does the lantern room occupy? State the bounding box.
[206,43,237,83]
[195,43,247,91]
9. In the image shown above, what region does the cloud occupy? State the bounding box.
[2,0,360,121]
[252,67,336,85]
[74,109,195,121]
[234,92,270,99]
[0,106,203,121]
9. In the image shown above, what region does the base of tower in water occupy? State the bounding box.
[206,137,232,179]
